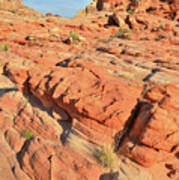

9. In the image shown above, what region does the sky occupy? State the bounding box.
[23,0,93,17]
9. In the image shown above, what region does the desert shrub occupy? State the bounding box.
[70,32,80,41]
[98,16,103,19]
[23,130,34,140]
[110,29,131,40]
[127,9,135,14]
[69,32,85,44]
[96,144,118,169]
[4,43,9,52]
[0,43,9,52]
[96,37,108,43]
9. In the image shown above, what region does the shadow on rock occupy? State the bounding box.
[58,120,72,145]
[99,171,119,180]
[0,87,18,97]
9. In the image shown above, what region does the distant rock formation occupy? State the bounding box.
[0,0,24,10]
[87,0,178,19]
[0,0,43,17]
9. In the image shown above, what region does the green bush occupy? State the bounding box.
[128,9,135,14]
[70,32,80,42]
[97,144,118,169]
[0,43,9,52]
[23,130,34,140]
[4,43,9,52]
[110,29,131,40]
[69,32,85,44]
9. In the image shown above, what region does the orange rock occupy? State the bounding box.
[0,0,24,10]
[120,84,179,167]
[20,139,53,180]
[0,0,178,178]
[5,128,25,152]
[28,60,141,133]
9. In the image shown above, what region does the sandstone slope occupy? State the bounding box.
[0,0,178,179]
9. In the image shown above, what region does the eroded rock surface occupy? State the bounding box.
[0,0,178,179]
[119,84,179,167]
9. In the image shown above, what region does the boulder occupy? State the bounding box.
[119,84,179,167]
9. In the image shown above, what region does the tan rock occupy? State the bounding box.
[0,152,16,180]
[5,128,25,152]
[0,0,24,10]
[29,60,141,133]
[110,11,127,27]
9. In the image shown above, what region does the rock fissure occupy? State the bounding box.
[0,0,178,179]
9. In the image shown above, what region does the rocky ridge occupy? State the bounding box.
[0,0,178,179]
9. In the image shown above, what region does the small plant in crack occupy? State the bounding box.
[96,37,108,43]
[4,43,9,52]
[98,16,103,19]
[96,144,118,169]
[100,38,108,43]
[127,9,135,14]
[23,130,34,140]
[0,43,9,52]
[69,32,85,45]
[126,4,136,15]
[110,28,132,40]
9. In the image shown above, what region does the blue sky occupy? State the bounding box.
[23,0,92,17]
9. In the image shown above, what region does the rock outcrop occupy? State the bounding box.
[0,0,23,10]
[0,0,178,179]
[119,84,179,167]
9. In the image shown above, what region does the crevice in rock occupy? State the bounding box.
[14,104,27,123]
[56,58,72,67]
[3,62,11,76]
[146,7,156,13]
[87,69,101,80]
[11,165,32,180]
[107,15,119,26]
[165,131,178,139]
[58,120,73,145]
[96,0,103,11]
[115,100,144,151]
[115,82,155,152]
[171,144,179,153]
[96,47,111,53]
[22,74,31,95]
[175,151,179,159]
[102,110,122,124]
[138,142,161,152]
[103,98,117,112]
[125,15,133,29]
[32,70,53,92]
[16,139,33,169]
[135,18,148,29]
[143,68,160,82]
[0,87,18,97]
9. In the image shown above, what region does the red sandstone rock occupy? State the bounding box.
[5,128,25,152]
[28,60,141,134]
[0,0,178,179]
[120,84,179,167]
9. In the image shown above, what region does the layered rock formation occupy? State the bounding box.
[119,84,179,167]
[0,0,178,179]
[0,0,23,10]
